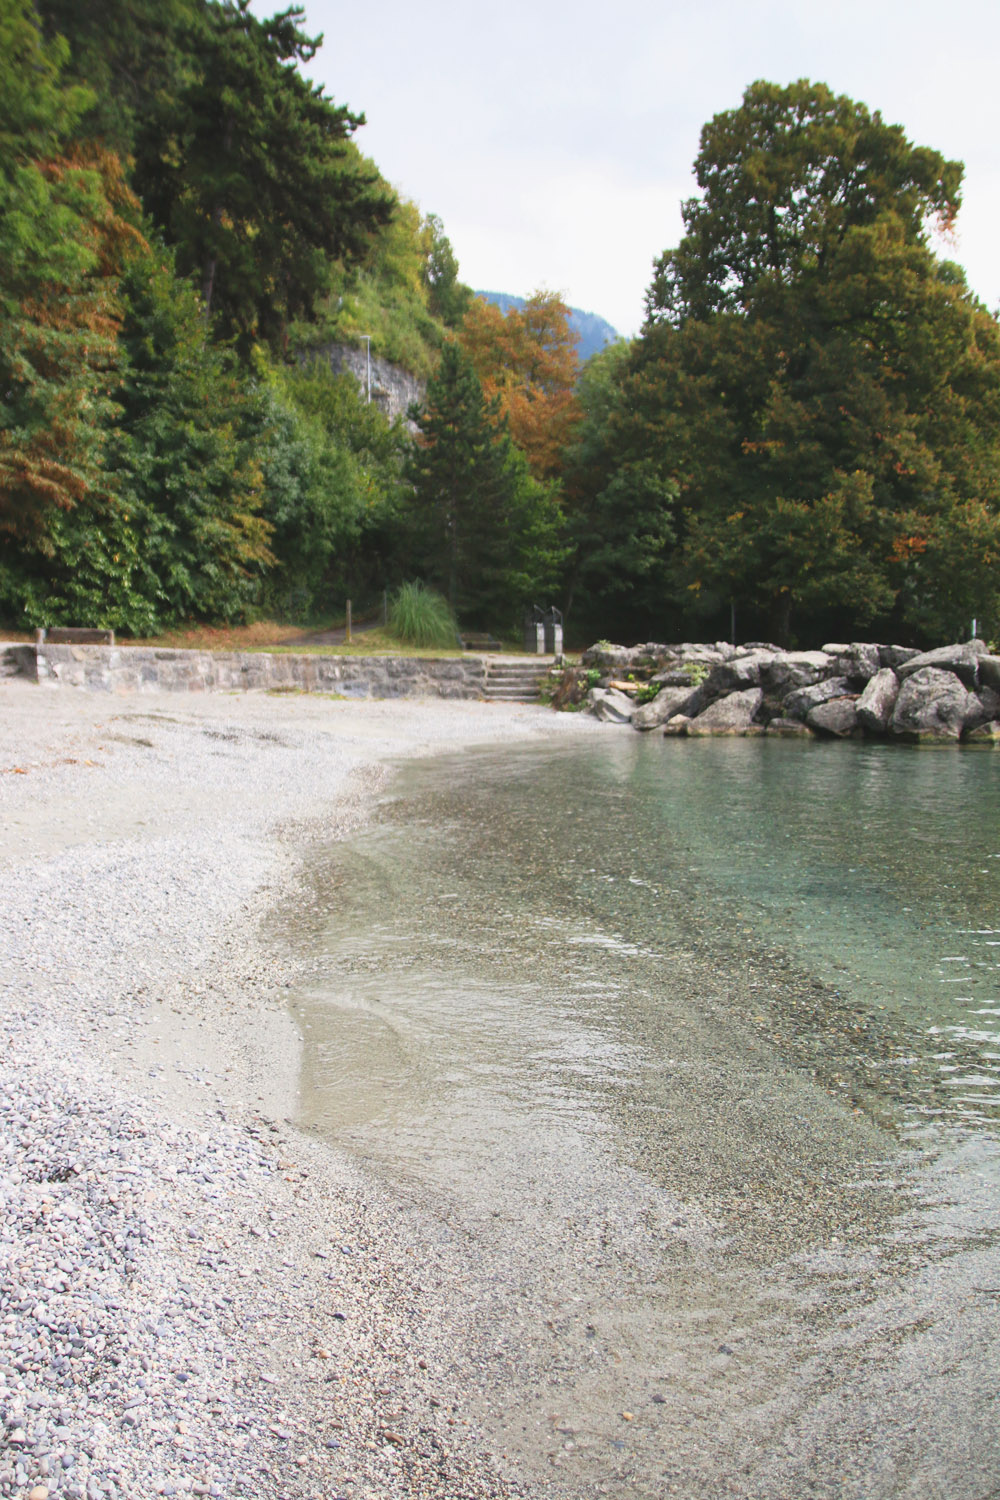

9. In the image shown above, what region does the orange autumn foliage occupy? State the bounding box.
[459,291,582,479]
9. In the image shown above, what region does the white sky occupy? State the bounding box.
[255,0,1000,336]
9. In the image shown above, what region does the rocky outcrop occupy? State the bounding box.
[580,637,1000,745]
[303,342,425,424]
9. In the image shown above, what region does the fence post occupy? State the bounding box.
[346,599,352,643]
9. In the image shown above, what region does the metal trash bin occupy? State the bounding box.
[524,606,546,654]
[543,607,563,656]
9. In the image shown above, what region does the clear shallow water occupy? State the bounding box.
[288,734,1000,1499]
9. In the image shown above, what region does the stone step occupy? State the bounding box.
[0,645,34,679]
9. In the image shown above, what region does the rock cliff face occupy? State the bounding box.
[306,342,426,424]
[579,638,1000,744]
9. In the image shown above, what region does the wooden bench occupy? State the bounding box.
[36,627,115,645]
[457,631,501,652]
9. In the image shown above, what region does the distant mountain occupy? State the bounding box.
[474,291,621,363]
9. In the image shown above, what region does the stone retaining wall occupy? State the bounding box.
[3,644,489,698]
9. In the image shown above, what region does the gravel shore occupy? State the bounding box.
[0,681,601,1500]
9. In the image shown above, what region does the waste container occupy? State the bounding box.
[524,606,546,654]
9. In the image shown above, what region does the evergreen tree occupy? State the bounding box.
[404,343,563,624]
[133,1,393,354]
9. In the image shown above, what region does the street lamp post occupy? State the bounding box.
[359,335,372,403]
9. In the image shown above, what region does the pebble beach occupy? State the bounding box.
[0,680,601,1500]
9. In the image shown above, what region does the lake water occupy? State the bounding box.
[290,734,1000,1499]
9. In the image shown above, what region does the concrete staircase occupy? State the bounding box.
[482,658,551,703]
[0,644,34,679]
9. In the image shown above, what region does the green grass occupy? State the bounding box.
[387,582,458,650]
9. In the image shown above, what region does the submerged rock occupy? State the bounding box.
[766,717,811,736]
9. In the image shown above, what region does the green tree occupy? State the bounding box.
[134,1,393,353]
[420,213,472,328]
[404,342,563,625]
[608,80,1000,645]
[0,0,140,553]
[35,0,199,155]
[559,340,680,641]
[259,357,409,616]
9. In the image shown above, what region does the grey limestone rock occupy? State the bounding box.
[891,667,972,741]
[826,642,881,682]
[896,640,988,687]
[964,685,1000,732]
[704,650,776,695]
[688,687,763,735]
[587,686,636,724]
[856,667,900,733]
[631,685,697,730]
[977,654,1000,692]
[806,698,860,737]
[662,714,692,736]
[966,720,1000,744]
[766,717,811,735]
[761,651,833,694]
[879,643,921,670]
[782,676,853,720]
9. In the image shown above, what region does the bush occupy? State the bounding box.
[387,581,457,648]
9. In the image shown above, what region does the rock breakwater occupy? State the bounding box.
[578,638,1000,743]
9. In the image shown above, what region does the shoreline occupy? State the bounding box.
[0,683,602,1500]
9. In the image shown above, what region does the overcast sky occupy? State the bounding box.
[254,0,1000,336]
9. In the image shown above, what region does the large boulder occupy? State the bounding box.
[890,667,972,741]
[896,640,988,688]
[687,688,763,735]
[879,644,921,670]
[806,698,860,737]
[977,655,1000,692]
[782,676,853,720]
[662,714,692,736]
[822,642,881,682]
[856,667,900,734]
[761,651,833,694]
[963,685,1000,732]
[587,687,636,724]
[966,720,1000,745]
[704,650,776,694]
[632,685,698,730]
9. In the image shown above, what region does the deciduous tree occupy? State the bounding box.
[460,291,581,479]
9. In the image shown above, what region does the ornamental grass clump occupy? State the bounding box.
[387,581,457,649]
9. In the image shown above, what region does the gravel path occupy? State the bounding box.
[0,682,602,1500]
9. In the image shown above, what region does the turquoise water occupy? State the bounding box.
[290,734,1000,1499]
